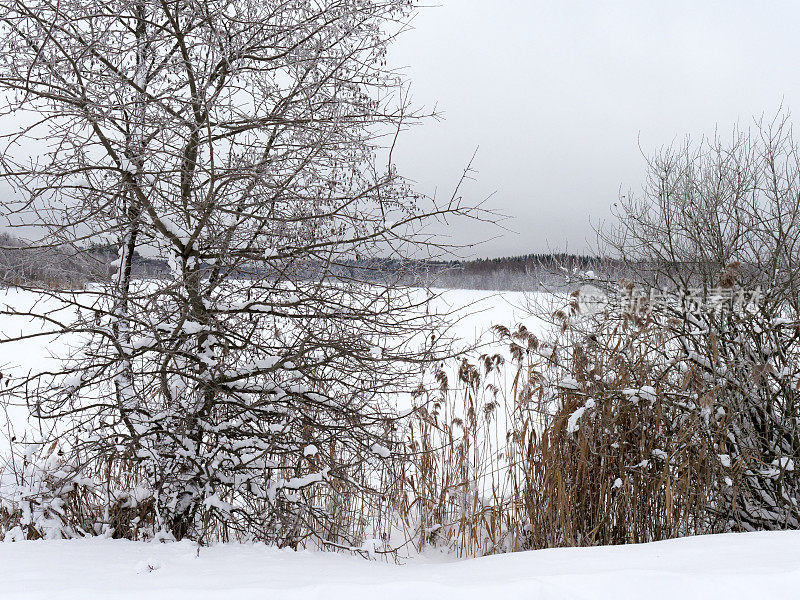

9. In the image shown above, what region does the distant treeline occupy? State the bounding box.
[403,254,606,291]
[0,234,168,288]
[0,233,616,291]
[338,253,616,291]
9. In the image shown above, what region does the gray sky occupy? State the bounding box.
[389,0,800,258]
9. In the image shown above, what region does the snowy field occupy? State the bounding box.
[0,286,538,374]
[0,286,545,437]
[1,531,799,599]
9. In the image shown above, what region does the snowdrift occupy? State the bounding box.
[1,531,798,599]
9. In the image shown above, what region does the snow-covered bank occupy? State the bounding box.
[2,531,799,599]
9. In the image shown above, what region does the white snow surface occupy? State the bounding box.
[0,287,540,437]
[1,531,799,599]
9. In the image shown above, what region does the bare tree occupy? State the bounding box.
[0,0,486,546]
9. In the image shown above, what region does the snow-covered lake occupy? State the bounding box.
[0,286,539,374]
[0,286,553,439]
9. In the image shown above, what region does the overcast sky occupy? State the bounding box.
[389,0,800,258]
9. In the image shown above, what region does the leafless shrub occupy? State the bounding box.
[600,115,800,531]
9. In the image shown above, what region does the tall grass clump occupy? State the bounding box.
[513,291,725,548]
[398,278,799,555]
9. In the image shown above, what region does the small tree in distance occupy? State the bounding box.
[0,0,488,546]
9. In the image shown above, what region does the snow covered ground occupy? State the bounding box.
[0,286,545,376]
[0,287,537,374]
[0,286,546,438]
[1,531,799,599]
